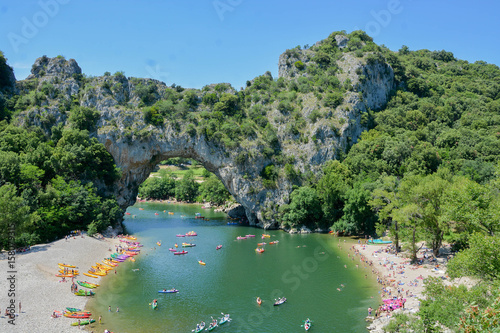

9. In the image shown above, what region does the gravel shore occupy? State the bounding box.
[0,234,120,333]
[345,241,451,332]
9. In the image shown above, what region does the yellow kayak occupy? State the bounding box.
[103,260,117,267]
[59,270,79,274]
[96,263,113,270]
[58,263,77,268]
[83,272,99,278]
[55,273,76,277]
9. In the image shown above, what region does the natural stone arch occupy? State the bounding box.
[18,37,396,229]
[98,120,280,228]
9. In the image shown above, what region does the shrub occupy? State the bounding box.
[143,106,163,126]
[294,60,305,70]
[278,100,293,114]
[323,91,343,108]
[68,106,100,131]
[202,93,218,106]
[308,109,322,123]
[135,82,157,105]
[213,93,238,116]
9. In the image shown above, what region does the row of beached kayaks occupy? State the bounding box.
[56,263,79,277]
[58,236,142,327]
[63,307,95,326]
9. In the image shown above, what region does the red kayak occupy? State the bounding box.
[174,250,188,255]
[64,312,91,318]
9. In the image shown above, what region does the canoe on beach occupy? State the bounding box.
[70,319,95,326]
[74,290,95,296]
[368,239,392,244]
[58,263,77,268]
[77,280,98,288]
[55,273,76,277]
[83,272,99,278]
[64,312,91,318]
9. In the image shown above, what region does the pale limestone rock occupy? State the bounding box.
[16,46,395,229]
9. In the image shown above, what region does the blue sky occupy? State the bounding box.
[1,0,499,89]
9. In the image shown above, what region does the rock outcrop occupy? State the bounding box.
[16,33,395,229]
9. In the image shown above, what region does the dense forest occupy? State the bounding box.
[137,158,232,206]
[1,30,500,330]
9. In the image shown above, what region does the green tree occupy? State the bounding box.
[68,106,100,132]
[213,93,239,117]
[418,277,491,331]
[138,172,176,200]
[339,180,377,235]
[0,184,31,249]
[392,173,449,259]
[202,92,218,106]
[369,175,401,250]
[447,233,500,281]
[175,170,199,202]
[316,160,351,226]
[197,174,230,205]
[36,176,102,241]
[441,176,499,241]
[391,175,424,263]
[281,187,323,229]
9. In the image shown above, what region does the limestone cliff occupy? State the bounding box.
[15,32,395,229]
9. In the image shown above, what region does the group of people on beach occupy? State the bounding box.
[344,243,419,319]
[65,230,84,241]
[16,245,31,252]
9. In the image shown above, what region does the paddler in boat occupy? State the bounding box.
[162,289,166,292]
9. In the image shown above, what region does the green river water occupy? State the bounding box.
[85,202,379,332]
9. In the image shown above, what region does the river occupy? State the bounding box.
[85,202,379,332]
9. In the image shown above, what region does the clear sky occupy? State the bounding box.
[1,0,499,89]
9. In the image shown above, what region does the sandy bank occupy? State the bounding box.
[343,241,451,332]
[0,234,121,333]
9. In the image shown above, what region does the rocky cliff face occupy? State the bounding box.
[16,34,395,229]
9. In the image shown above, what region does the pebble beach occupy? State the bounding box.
[0,234,121,333]
[345,240,454,332]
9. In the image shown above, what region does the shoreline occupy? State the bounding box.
[342,240,452,332]
[0,233,121,332]
[0,219,405,333]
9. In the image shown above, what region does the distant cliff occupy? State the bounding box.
[14,31,395,229]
